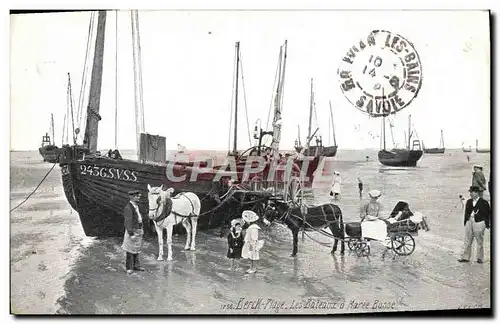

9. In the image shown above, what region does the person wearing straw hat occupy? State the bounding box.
[360,189,388,243]
[361,189,383,221]
[329,171,342,199]
[471,165,487,198]
[121,189,146,274]
[241,210,264,274]
[226,218,244,271]
[458,186,491,263]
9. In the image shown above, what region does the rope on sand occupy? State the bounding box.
[10,163,57,213]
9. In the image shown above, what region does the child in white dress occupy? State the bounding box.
[241,210,264,274]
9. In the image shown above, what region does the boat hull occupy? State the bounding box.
[424,148,445,154]
[378,149,423,167]
[294,145,337,157]
[39,145,61,163]
[59,146,319,237]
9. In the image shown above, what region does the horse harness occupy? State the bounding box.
[152,192,197,225]
[276,203,343,228]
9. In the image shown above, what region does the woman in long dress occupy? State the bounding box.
[330,171,342,199]
[360,189,387,242]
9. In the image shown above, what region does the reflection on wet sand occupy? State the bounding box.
[10,151,491,314]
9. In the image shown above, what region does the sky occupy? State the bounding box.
[9,10,491,151]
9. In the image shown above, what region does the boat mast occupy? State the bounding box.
[114,10,119,149]
[232,42,240,155]
[83,10,107,154]
[67,73,76,145]
[51,113,55,146]
[62,114,66,145]
[329,100,337,147]
[382,88,386,151]
[270,40,287,153]
[382,117,386,150]
[440,129,444,148]
[307,78,314,147]
[131,10,146,160]
[407,114,412,150]
[297,125,301,147]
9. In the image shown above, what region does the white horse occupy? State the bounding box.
[147,184,201,261]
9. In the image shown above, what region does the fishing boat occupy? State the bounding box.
[38,113,61,163]
[423,129,445,154]
[378,113,423,167]
[59,11,319,238]
[176,144,186,154]
[462,142,472,152]
[475,139,490,153]
[294,79,337,157]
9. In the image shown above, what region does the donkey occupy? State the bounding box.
[263,200,345,256]
[147,184,201,261]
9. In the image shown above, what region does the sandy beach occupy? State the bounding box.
[10,150,491,314]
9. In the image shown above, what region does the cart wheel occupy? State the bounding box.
[391,232,415,256]
[287,176,303,207]
[348,239,356,251]
[355,242,371,257]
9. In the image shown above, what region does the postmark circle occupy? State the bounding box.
[337,30,423,117]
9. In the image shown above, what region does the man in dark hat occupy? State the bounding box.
[121,189,146,274]
[458,186,490,264]
[471,165,487,198]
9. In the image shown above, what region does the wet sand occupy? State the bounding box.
[10,150,491,314]
[10,164,90,314]
[52,224,489,314]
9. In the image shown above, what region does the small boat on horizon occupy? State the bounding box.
[294,79,337,157]
[423,129,445,154]
[475,139,490,153]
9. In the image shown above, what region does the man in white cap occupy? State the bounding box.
[241,210,264,274]
[471,165,487,198]
[121,189,145,274]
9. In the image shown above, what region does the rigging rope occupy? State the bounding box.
[238,55,252,147]
[388,115,396,148]
[313,101,321,139]
[68,74,77,144]
[265,52,281,131]
[277,41,287,127]
[10,164,57,213]
[76,11,96,142]
[227,44,237,153]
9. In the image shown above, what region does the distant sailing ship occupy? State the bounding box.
[462,142,472,152]
[38,113,61,163]
[378,113,423,167]
[423,129,445,154]
[475,139,490,153]
[177,144,186,154]
[294,79,337,157]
